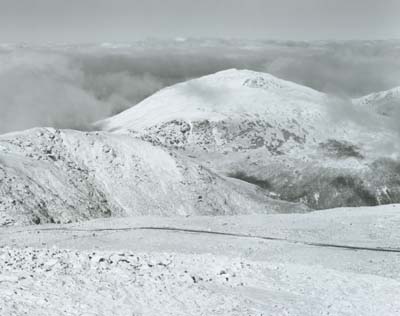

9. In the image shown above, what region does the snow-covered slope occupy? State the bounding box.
[0,127,306,226]
[101,69,330,153]
[100,69,387,154]
[354,86,400,117]
[1,69,399,225]
[100,69,400,209]
[1,204,400,315]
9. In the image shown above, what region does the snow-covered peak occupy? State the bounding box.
[353,86,400,116]
[355,86,400,105]
[202,68,321,95]
[99,69,326,132]
[97,70,400,211]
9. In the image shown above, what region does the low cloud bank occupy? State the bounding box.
[0,39,399,134]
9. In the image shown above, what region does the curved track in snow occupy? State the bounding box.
[7,225,400,253]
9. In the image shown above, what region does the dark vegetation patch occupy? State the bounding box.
[274,174,379,209]
[229,159,400,209]
[371,158,400,176]
[330,175,378,206]
[227,171,272,190]
[320,139,364,159]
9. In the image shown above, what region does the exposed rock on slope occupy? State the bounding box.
[100,69,400,209]
[0,127,305,226]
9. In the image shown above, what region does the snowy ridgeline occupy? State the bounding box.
[1,69,400,225]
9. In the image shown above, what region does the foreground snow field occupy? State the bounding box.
[1,205,400,315]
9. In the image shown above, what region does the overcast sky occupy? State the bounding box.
[0,0,399,43]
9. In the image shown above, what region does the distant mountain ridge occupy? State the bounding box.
[353,86,400,116]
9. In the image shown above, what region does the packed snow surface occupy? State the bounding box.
[1,204,400,315]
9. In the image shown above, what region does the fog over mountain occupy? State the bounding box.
[1,39,400,134]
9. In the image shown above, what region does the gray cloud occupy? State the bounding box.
[0,40,399,134]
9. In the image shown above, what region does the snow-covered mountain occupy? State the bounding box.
[1,69,399,225]
[100,69,400,209]
[0,127,306,226]
[353,86,400,117]
[1,68,399,315]
[100,69,330,149]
